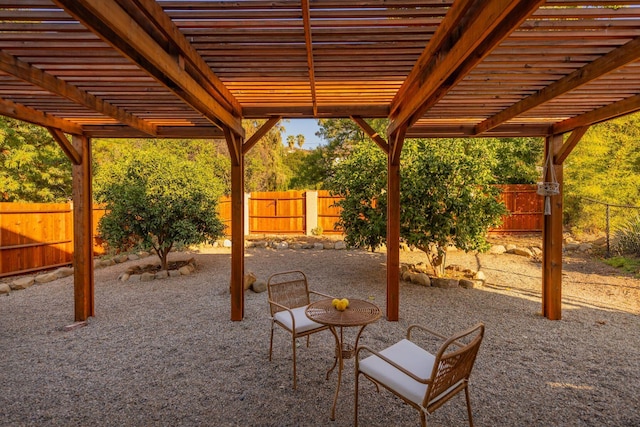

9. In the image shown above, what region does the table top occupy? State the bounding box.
[306,298,381,327]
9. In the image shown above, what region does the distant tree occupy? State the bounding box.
[296,134,305,149]
[328,138,507,274]
[94,147,225,270]
[488,137,543,184]
[286,135,295,150]
[564,112,640,233]
[244,119,290,191]
[0,117,71,202]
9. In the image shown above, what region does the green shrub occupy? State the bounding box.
[613,215,640,256]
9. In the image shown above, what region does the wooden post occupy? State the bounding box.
[542,134,563,320]
[71,134,94,321]
[386,128,405,322]
[228,131,245,321]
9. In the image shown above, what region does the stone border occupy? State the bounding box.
[117,258,197,283]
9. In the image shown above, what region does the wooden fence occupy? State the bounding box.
[0,185,541,277]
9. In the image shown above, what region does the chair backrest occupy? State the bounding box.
[267,270,311,316]
[424,323,485,409]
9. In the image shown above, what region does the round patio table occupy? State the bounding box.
[306,298,381,421]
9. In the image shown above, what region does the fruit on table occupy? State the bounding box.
[332,298,349,311]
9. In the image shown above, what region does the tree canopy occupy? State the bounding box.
[94,146,225,269]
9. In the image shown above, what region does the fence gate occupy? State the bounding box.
[248,191,305,234]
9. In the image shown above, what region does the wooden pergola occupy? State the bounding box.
[2,1,640,322]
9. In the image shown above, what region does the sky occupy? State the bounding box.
[281,118,324,149]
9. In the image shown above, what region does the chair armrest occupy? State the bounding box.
[309,290,335,300]
[355,345,430,385]
[407,324,465,348]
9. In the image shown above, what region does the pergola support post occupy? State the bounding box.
[386,128,405,321]
[227,129,245,321]
[542,134,564,320]
[71,134,94,321]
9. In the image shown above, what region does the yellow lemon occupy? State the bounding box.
[332,298,340,308]
[336,300,346,311]
[341,298,349,308]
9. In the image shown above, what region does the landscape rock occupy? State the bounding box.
[276,241,289,250]
[128,254,140,261]
[0,283,11,295]
[11,276,35,290]
[155,270,168,280]
[35,272,57,284]
[474,271,486,281]
[579,243,593,253]
[505,244,517,252]
[223,239,232,248]
[118,273,130,282]
[401,270,413,282]
[323,242,335,250]
[169,270,181,278]
[489,245,507,254]
[251,280,267,293]
[314,243,324,250]
[54,267,74,279]
[244,272,257,290]
[290,243,303,250]
[179,266,193,276]
[334,241,346,250]
[99,259,116,268]
[413,263,429,274]
[564,242,580,251]
[141,272,155,282]
[459,279,476,289]
[128,274,141,282]
[253,241,268,248]
[413,273,431,287]
[115,254,129,263]
[138,251,150,258]
[432,277,459,289]
[512,247,533,258]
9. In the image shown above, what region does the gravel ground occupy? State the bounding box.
[1,242,639,427]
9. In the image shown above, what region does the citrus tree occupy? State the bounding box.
[95,146,225,270]
[328,138,507,274]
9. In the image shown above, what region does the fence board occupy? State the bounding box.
[317,190,343,234]
[492,184,543,233]
[249,191,305,234]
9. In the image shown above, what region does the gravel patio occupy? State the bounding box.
[1,245,639,426]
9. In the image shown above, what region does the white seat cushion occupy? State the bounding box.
[359,339,435,406]
[273,306,325,334]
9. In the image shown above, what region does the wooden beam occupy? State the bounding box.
[476,36,640,135]
[48,127,82,165]
[71,134,94,321]
[350,116,389,153]
[553,94,640,135]
[226,128,245,321]
[388,0,543,136]
[54,0,244,138]
[301,0,318,116]
[242,116,281,155]
[0,51,157,137]
[386,128,404,322]
[0,97,83,135]
[554,126,589,165]
[125,0,242,117]
[542,134,563,321]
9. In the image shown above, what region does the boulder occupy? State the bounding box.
[314,243,324,250]
[413,273,431,287]
[431,277,459,289]
[0,283,11,295]
[128,254,140,261]
[244,272,257,290]
[54,267,74,279]
[129,274,141,282]
[334,241,346,250]
[323,241,335,250]
[140,272,155,282]
[489,245,507,254]
[138,251,150,258]
[401,270,413,282]
[459,279,476,289]
[11,276,35,290]
[276,241,289,250]
[155,270,168,280]
[564,242,580,251]
[115,254,129,263]
[179,265,194,276]
[35,272,57,284]
[251,280,267,293]
[512,247,533,258]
